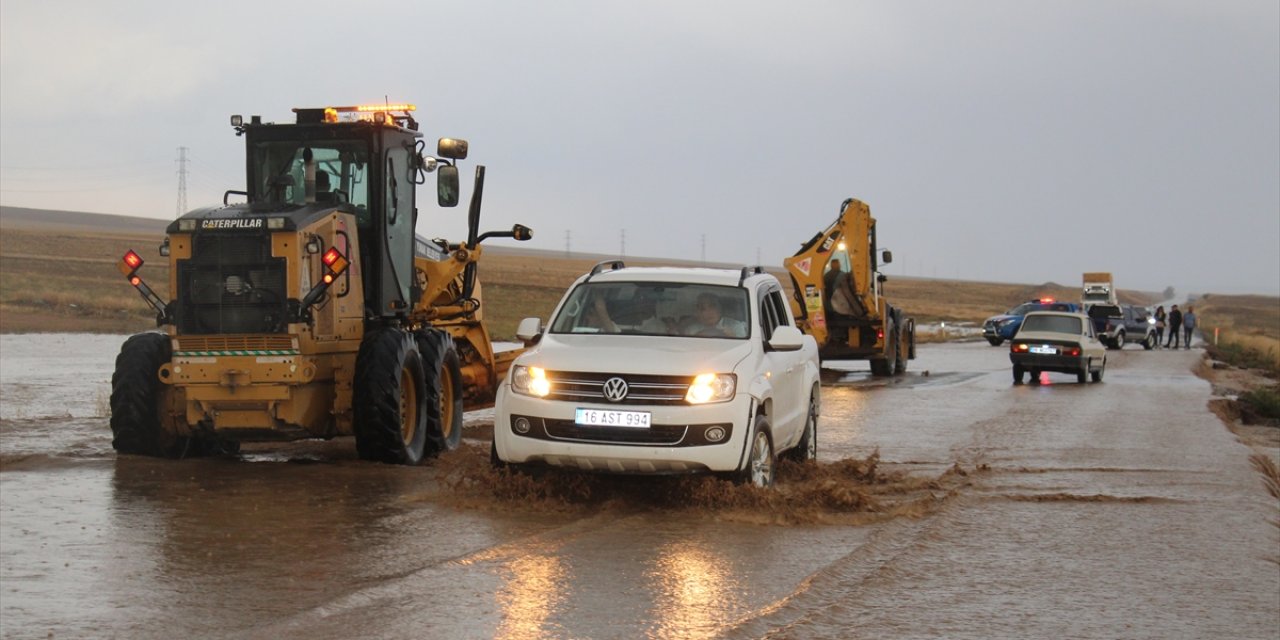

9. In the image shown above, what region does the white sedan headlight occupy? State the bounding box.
[685,373,736,404]
[511,365,551,397]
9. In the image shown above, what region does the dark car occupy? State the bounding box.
[982,299,1082,346]
[1104,304,1157,350]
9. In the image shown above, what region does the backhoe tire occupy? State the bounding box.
[416,329,464,455]
[869,357,892,377]
[110,332,185,458]
[894,328,909,375]
[354,328,429,465]
[987,338,1004,347]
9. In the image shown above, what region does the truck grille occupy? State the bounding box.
[545,371,692,406]
[175,335,298,355]
[175,232,289,335]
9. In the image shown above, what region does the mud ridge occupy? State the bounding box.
[426,444,982,526]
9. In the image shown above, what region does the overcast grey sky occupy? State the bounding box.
[2,0,1277,295]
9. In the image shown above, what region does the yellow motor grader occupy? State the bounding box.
[113,103,531,464]
[782,197,914,376]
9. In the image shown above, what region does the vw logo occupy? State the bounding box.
[602,377,629,402]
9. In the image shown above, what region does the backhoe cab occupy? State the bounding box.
[112,103,532,464]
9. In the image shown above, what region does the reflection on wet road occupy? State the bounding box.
[1,335,1276,638]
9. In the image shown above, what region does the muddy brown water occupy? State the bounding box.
[1,335,1277,639]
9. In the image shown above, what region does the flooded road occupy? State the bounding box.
[2,335,1277,639]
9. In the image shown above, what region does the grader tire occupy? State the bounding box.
[416,329,465,455]
[354,328,429,465]
[110,332,185,458]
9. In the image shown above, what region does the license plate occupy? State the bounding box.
[1029,345,1057,354]
[575,408,652,428]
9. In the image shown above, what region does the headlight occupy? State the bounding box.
[685,373,736,404]
[511,365,551,397]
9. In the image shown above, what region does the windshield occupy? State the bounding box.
[549,282,750,339]
[1021,314,1082,335]
[250,140,371,210]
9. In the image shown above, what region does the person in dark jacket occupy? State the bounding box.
[1165,304,1183,348]
[1182,305,1197,349]
[1153,305,1167,348]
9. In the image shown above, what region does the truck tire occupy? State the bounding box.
[784,389,818,463]
[416,329,464,454]
[1142,333,1155,350]
[354,328,429,465]
[734,415,775,488]
[110,332,185,457]
[1109,331,1124,350]
[869,358,892,376]
[894,327,909,375]
[986,337,1004,347]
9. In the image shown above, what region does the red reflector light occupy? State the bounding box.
[1068,348,1081,356]
[130,276,141,286]
[876,329,884,339]
[123,251,143,270]
[322,248,342,265]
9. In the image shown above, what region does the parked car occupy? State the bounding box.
[1098,304,1157,350]
[493,262,822,488]
[982,298,1082,346]
[1009,310,1107,384]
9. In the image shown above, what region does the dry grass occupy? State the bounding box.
[0,224,1165,339]
[1195,294,1280,374]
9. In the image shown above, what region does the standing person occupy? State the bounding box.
[1154,305,1167,348]
[1166,304,1183,348]
[1182,305,1197,349]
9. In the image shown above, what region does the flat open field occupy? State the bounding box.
[0,206,1206,339]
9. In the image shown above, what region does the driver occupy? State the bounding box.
[684,293,746,337]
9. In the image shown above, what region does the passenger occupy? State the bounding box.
[1153,305,1167,348]
[629,292,671,334]
[1165,304,1183,348]
[684,293,747,337]
[1182,305,1196,349]
[583,296,619,333]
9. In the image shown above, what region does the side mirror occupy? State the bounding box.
[881,250,893,264]
[437,138,469,160]
[437,165,460,207]
[767,326,805,352]
[516,317,543,342]
[512,224,533,241]
[877,274,888,283]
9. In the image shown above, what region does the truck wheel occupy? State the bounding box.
[1109,331,1124,350]
[354,328,429,465]
[1143,333,1155,350]
[416,329,464,454]
[734,415,775,488]
[1013,364,1025,384]
[784,389,818,463]
[110,333,184,457]
[986,337,1004,346]
[894,329,908,375]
